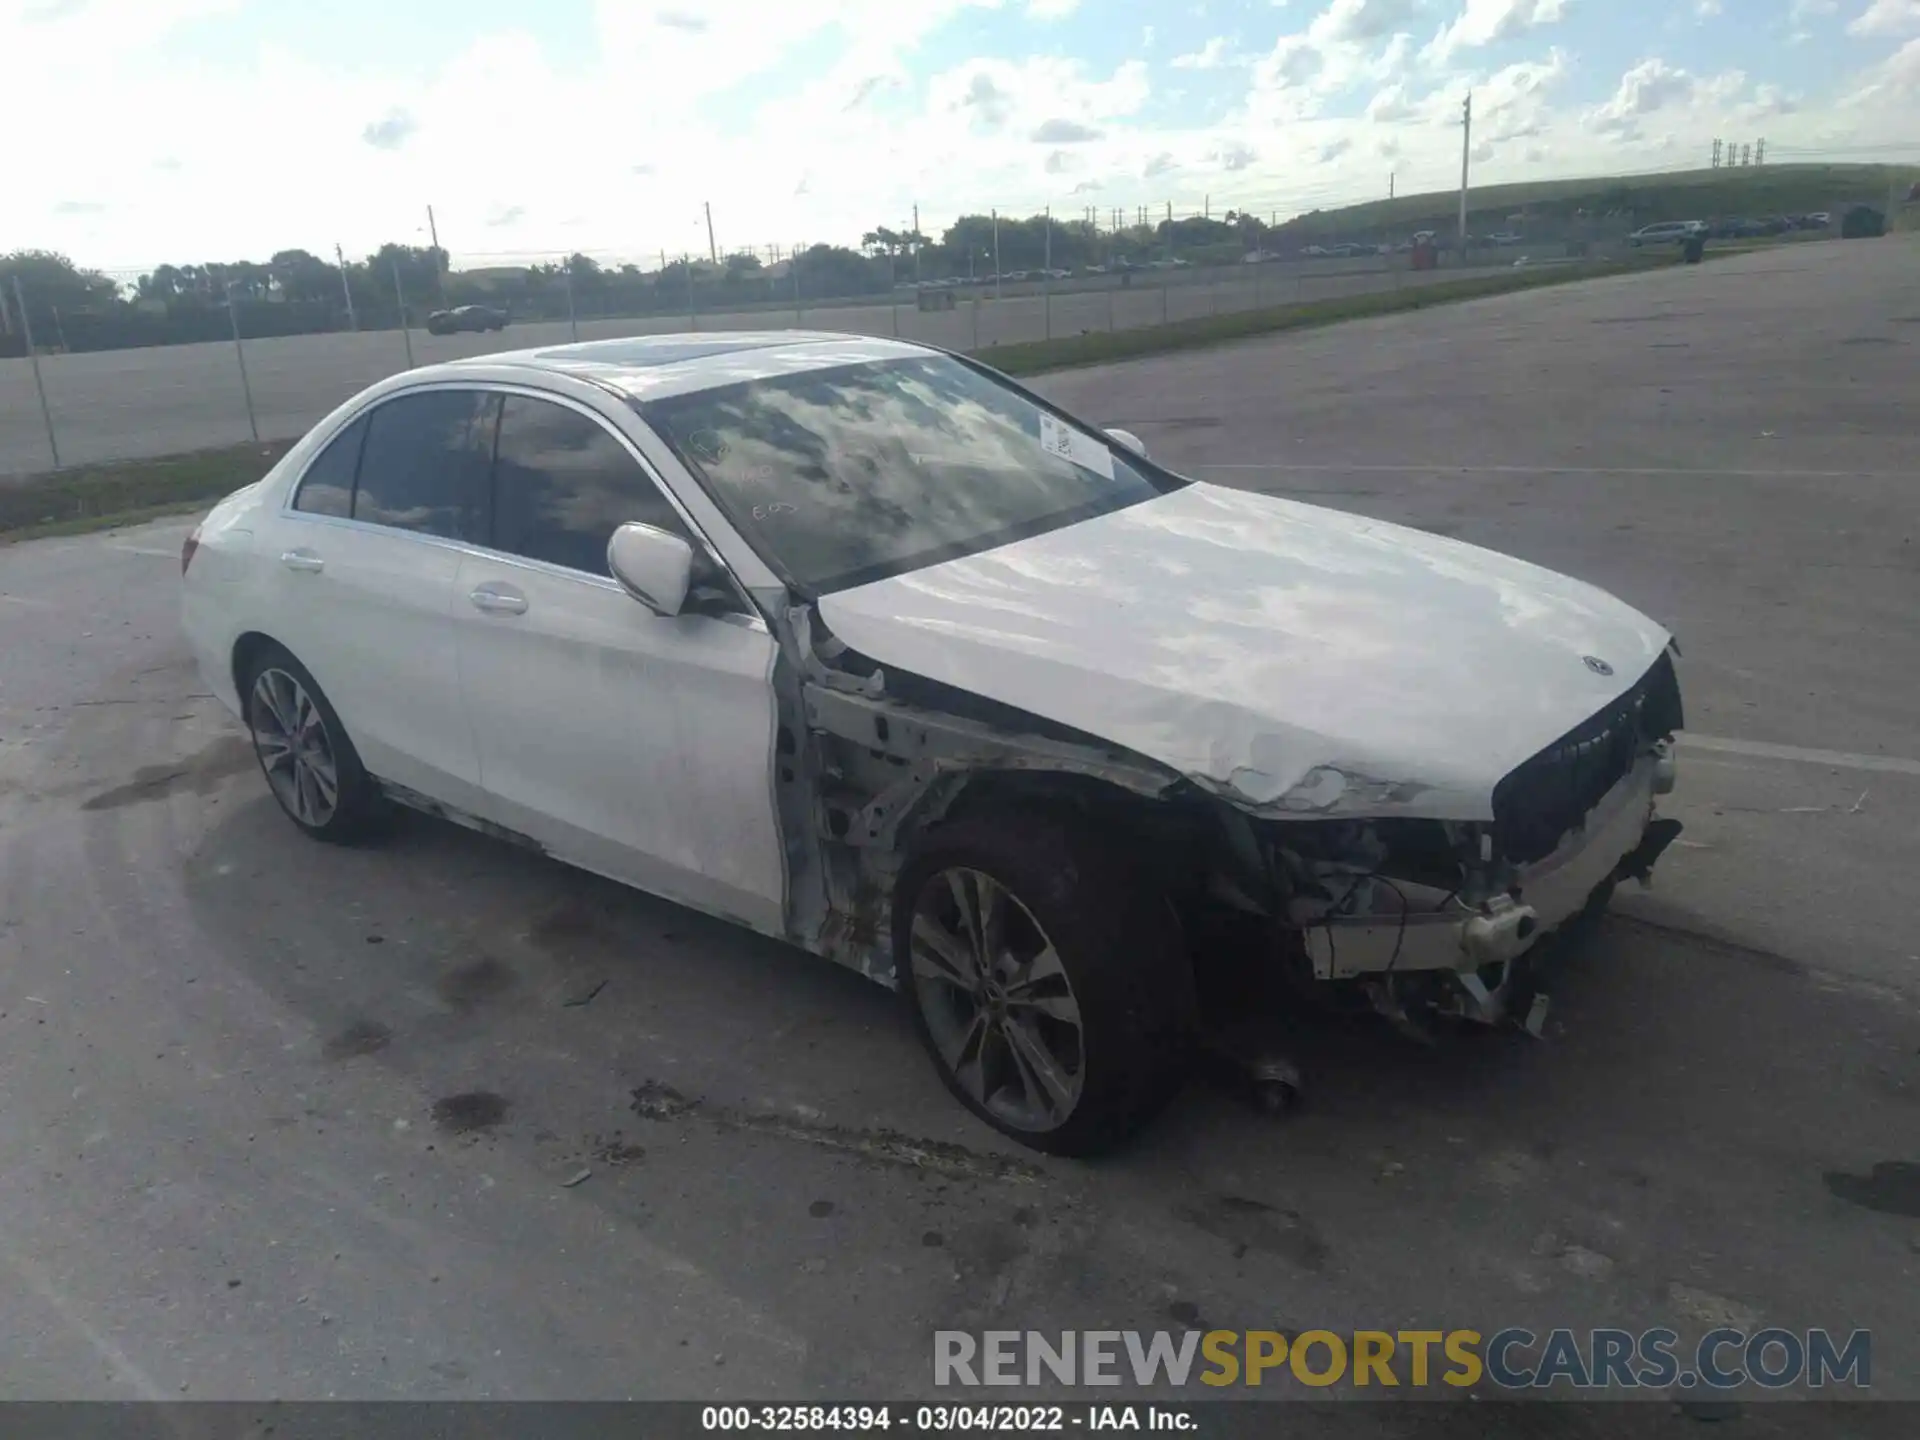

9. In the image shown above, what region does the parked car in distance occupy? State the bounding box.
[1487,232,1525,246]
[181,332,1685,1156]
[1628,221,1704,247]
[426,304,509,336]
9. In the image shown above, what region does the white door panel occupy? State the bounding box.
[452,553,785,933]
[258,518,483,810]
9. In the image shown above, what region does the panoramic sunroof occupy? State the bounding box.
[528,335,799,368]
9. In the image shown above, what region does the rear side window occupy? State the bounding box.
[352,390,499,539]
[491,394,693,576]
[291,417,365,518]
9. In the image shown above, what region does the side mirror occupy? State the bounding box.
[1104,427,1148,459]
[607,522,693,617]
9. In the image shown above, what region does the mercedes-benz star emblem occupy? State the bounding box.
[1583,655,1615,676]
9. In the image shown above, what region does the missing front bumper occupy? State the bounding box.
[1300,753,1678,990]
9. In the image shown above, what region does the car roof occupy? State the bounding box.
[435,331,936,402]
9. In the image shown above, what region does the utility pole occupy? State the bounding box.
[991,208,1001,297]
[1204,193,1210,220]
[1458,91,1473,248]
[335,243,358,331]
[12,276,59,469]
[1390,171,1396,200]
[913,203,921,282]
[1755,138,1766,167]
[425,205,444,304]
[704,201,718,264]
[1712,138,1723,169]
[1044,204,1052,272]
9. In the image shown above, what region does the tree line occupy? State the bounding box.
[0,210,1287,356]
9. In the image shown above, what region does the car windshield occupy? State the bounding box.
[638,355,1180,594]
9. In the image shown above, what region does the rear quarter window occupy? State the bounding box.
[352,390,498,539]
[290,417,366,518]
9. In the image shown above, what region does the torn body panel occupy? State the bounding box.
[777,587,1681,1036]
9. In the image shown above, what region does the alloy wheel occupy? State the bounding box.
[250,667,340,828]
[909,867,1086,1132]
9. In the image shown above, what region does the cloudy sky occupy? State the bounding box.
[10,0,1919,273]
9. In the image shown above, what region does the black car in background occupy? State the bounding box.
[425,304,509,336]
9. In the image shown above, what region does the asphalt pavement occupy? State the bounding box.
[0,240,1914,1417]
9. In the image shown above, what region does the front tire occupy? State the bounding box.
[241,644,382,843]
[893,808,1195,1156]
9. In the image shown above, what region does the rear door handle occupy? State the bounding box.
[280,549,324,573]
[469,584,528,616]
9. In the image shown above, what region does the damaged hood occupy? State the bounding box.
[815,482,1674,820]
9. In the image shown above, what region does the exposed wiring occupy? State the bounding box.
[1378,876,1412,978]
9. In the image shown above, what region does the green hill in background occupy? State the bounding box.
[1280,163,1917,241]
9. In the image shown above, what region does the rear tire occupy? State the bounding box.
[893,807,1195,1156]
[240,642,383,843]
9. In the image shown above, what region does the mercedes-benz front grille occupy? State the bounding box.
[1491,652,1683,866]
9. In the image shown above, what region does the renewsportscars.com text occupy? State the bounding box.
[933,1328,1871,1391]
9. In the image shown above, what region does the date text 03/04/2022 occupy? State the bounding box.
[701,1405,1194,1432]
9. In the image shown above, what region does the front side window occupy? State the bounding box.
[639,355,1178,595]
[290,416,365,518]
[352,390,498,539]
[491,394,694,577]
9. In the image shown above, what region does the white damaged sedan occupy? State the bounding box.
[181,333,1683,1154]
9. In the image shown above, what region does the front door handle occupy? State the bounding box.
[280,549,324,574]
[469,584,528,616]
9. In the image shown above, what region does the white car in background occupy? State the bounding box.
[1628,221,1706,246]
[181,333,1685,1154]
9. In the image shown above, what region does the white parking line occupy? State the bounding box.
[100,544,181,559]
[1681,733,1920,778]
[0,593,54,610]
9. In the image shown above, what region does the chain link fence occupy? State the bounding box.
[1,230,1637,479]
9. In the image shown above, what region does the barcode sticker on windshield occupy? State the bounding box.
[1038,413,1116,482]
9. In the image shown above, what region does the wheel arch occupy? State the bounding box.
[230,630,289,708]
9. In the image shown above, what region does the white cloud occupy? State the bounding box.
[1242,0,1423,126]
[1850,33,1920,98]
[1588,57,1701,134]
[1427,0,1570,61]
[1849,1,1920,37]
[1173,37,1234,69]
[1366,83,1417,121]
[361,108,418,151]
[1696,0,1723,16]
[1026,0,1081,17]
[1311,0,1423,44]
[1032,117,1105,142]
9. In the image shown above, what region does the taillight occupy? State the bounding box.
[181,526,203,575]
